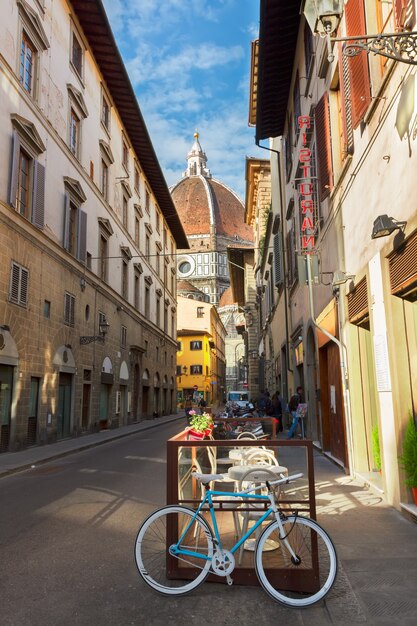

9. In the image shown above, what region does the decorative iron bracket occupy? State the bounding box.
[80,335,105,345]
[334,31,417,65]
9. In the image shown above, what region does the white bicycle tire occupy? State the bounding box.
[135,505,214,596]
[255,515,337,608]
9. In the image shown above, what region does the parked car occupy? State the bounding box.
[226,391,250,408]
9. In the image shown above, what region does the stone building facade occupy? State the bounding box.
[0,0,187,451]
[251,0,417,516]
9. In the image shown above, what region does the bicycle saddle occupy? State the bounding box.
[192,472,225,484]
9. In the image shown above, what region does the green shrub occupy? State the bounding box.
[189,411,213,433]
[371,425,381,472]
[399,413,417,488]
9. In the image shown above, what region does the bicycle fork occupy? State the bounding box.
[267,493,301,565]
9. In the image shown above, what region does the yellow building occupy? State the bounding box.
[177,331,213,406]
[177,297,226,409]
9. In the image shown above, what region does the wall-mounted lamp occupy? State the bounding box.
[80,317,110,345]
[99,319,110,335]
[182,365,188,375]
[332,270,356,286]
[371,214,407,239]
[80,277,86,292]
[302,0,417,65]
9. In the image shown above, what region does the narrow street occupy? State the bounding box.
[1,421,417,625]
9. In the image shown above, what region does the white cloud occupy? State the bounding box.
[103,0,229,39]
[126,43,244,87]
[101,0,261,200]
[141,102,264,200]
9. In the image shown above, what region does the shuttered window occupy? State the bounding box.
[285,124,293,182]
[339,46,354,159]
[9,262,29,307]
[347,277,369,328]
[9,131,45,228]
[287,225,298,288]
[63,192,87,262]
[315,93,333,201]
[293,73,301,136]
[389,230,417,301]
[64,292,75,326]
[273,233,283,287]
[345,0,371,129]
[393,0,407,29]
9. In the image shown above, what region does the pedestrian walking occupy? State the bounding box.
[198,396,207,414]
[256,389,271,416]
[287,386,303,439]
[271,391,283,433]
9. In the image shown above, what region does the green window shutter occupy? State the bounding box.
[63,192,70,250]
[273,233,283,287]
[9,131,20,208]
[77,210,87,262]
[32,161,45,228]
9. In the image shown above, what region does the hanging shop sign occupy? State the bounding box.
[297,115,319,254]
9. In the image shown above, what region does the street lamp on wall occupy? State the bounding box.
[371,214,407,239]
[182,365,188,375]
[80,317,109,345]
[302,0,417,65]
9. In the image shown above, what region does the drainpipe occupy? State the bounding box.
[306,254,355,474]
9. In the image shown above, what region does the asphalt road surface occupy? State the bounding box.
[0,420,361,626]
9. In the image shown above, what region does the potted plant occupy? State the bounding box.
[399,413,417,505]
[187,411,214,440]
[371,425,381,473]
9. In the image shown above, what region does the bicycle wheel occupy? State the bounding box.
[255,516,337,608]
[135,505,214,596]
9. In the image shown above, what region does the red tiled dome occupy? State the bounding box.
[171,175,253,241]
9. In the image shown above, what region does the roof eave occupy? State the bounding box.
[70,0,189,249]
[255,0,301,142]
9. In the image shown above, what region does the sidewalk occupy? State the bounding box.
[312,451,417,624]
[0,412,185,478]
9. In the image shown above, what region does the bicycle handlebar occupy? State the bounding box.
[267,472,304,487]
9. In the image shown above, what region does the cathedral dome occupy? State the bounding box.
[170,133,253,243]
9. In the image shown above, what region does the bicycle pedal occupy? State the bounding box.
[226,575,233,586]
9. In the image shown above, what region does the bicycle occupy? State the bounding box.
[134,469,337,608]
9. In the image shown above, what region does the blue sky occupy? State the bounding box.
[102,0,264,200]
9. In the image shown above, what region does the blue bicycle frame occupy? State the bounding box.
[171,487,278,562]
